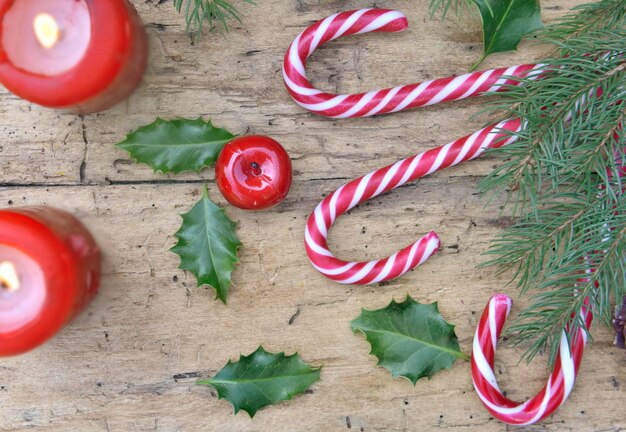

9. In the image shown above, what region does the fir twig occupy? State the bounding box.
[543,0,626,43]
[478,0,626,366]
[173,0,254,39]
[428,0,473,18]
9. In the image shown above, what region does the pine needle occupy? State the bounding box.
[173,0,255,39]
[429,0,474,19]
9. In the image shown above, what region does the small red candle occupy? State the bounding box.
[0,206,100,356]
[0,0,148,113]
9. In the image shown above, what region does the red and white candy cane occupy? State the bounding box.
[283,8,541,118]
[302,119,522,284]
[283,9,542,283]
[472,294,592,425]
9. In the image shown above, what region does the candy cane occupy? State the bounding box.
[283,9,542,283]
[304,119,521,284]
[472,294,591,425]
[283,9,542,119]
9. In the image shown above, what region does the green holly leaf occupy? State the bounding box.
[171,186,241,303]
[351,296,469,384]
[198,346,321,417]
[116,118,236,174]
[471,0,543,70]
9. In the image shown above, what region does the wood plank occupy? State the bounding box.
[1,0,623,431]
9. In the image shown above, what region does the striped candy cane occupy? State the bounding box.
[283,9,542,118]
[304,118,522,284]
[472,294,591,425]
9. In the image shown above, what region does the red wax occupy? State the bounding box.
[0,206,100,356]
[0,0,148,113]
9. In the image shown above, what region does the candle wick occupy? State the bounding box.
[0,261,20,292]
[34,13,61,49]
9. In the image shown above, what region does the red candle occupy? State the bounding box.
[0,206,100,356]
[0,0,148,113]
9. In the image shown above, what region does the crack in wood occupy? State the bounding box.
[172,372,201,381]
[79,115,88,184]
[288,306,301,325]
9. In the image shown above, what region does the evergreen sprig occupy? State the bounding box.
[543,0,626,43]
[429,0,473,18]
[479,0,626,365]
[174,0,254,39]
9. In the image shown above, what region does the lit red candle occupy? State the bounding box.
[0,206,100,356]
[0,0,148,113]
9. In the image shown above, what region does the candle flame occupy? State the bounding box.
[0,261,20,292]
[33,13,61,49]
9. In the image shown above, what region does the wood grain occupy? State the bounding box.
[0,1,623,431]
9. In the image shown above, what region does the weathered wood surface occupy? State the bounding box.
[0,0,623,431]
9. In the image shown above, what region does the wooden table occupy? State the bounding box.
[1,1,623,430]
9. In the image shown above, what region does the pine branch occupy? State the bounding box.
[173,0,254,39]
[478,0,626,365]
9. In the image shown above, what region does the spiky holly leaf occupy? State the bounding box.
[116,118,236,174]
[351,296,468,384]
[171,186,241,303]
[471,0,543,69]
[198,346,321,417]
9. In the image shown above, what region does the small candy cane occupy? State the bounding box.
[473,148,625,424]
[472,294,591,425]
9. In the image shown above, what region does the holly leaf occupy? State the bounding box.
[471,0,543,69]
[198,347,321,417]
[171,186,241,303]
[351,296,468,384]
[116,118,236,174]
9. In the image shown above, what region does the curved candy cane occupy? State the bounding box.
[472,294,591,425]
[304,118,521,284]
[283,8,541,119]
[283,9,541,283]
